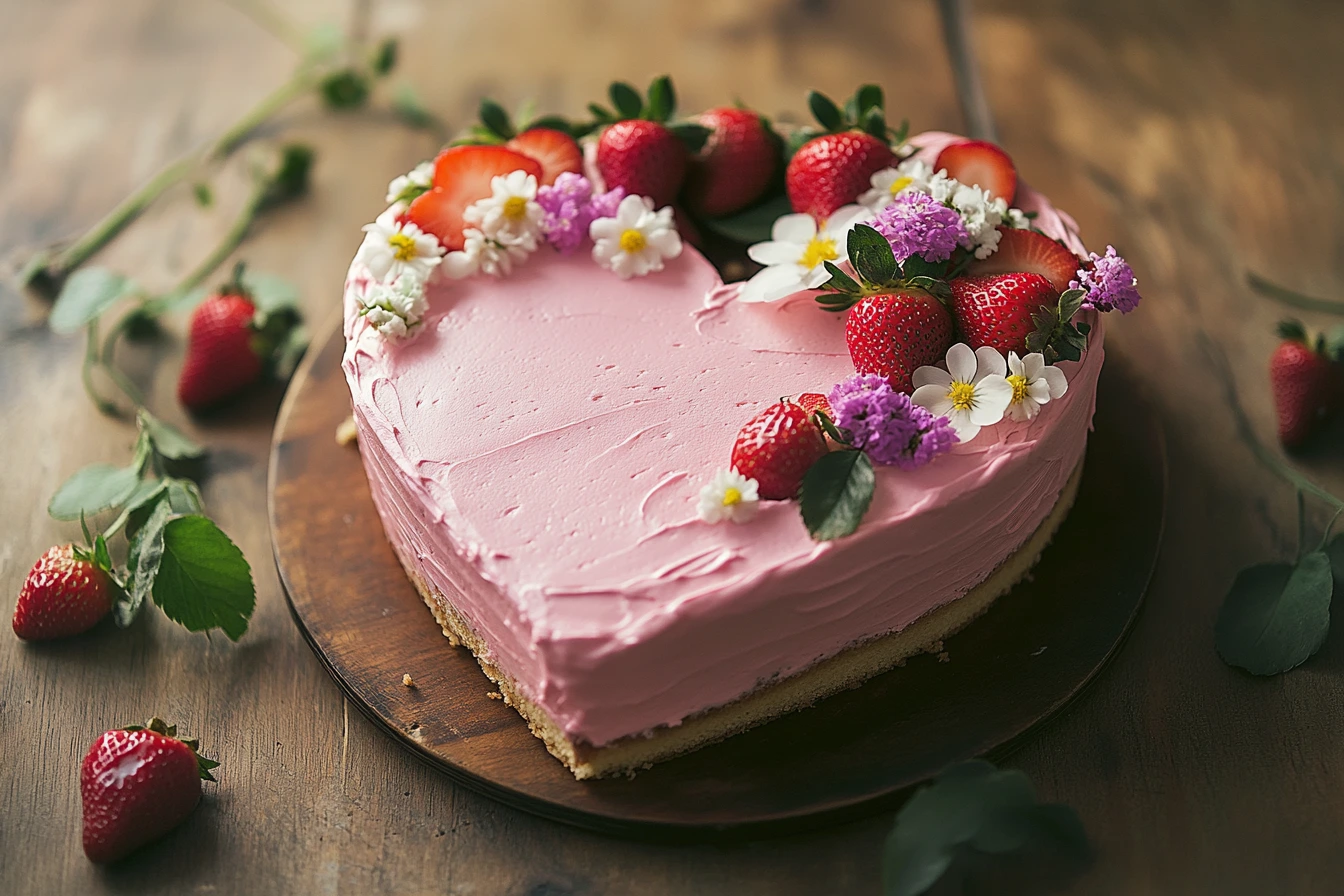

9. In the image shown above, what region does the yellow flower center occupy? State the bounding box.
[388,232,418,261]
[948,381,976,411]
[503,196,529,221]
[1007,374,1029,404]
[888,175,913,195]
[721,487,742,507]
[798,236,838,270]
[619,228,647,253]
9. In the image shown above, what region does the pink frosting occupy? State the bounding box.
[342,138,1104,747]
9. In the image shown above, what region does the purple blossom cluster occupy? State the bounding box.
[536,172,625,254]
[1070,245,1141,313]
[870,191,968,264]
[827,374,958,470]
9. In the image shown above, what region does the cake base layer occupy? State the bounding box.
[398,460,1084,780]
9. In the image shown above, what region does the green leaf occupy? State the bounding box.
[302,22,344,62]
[799,449,875,541]
[151,515,256,640]
[392,84,437,131]
[120,499,171,628]
[1216,553,1333,675]
[48,463,143,520]
[608,81,643,119]
[192,182,213,208]
[92,534,112,572]
[103,478,167,540]
[667,122,712,154]
[1329,535,1344,591]
[320,70,370,110]
[50,268,131,333]
[861,106,887,140]
[262,144,315,207]
[855,83,884,116]
[524,114,575,135]
[848,224,897,287]
[273,322,310,381]
[478,98,514,139]
[645,75,675,121]
[137,409,203,460]
[1327,324,1344,361]
[820,260,862,295]
[371,37,398,76]
[906,276,952,300]
[240,270,300,315]
[697,193,792,245]
[807,90,843,132]
[587,102,615,123]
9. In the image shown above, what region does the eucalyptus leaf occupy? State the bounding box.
[697,193,793,245]
[48,463,143,520]
[138,410,204,460]
[807,90,843,131]
[50,268,130,333]
[1215,553,1333,675]
[799,449,875,541]
[848,224,897,287]
[608,81,643,119]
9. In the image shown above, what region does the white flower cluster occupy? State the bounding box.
[443,170,545,279]
[910,343,1068,443]
[385,161,434,205]
[357,273,431,341]
[355,190,447,343]
[859,157,1032,260]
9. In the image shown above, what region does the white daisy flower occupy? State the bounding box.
[358,273,429,341]
[359,211,445,282]
[739,204,872,304]
[697,469,760,524]
[464,170,545,241]
[590,194,683,279]
[858,158,935,211]
[1004,351,1068,422]
[910,343,1013,442]
[385,161,434,205]
[442,227,537,279]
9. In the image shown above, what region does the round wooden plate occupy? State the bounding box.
[269,314,1166,840]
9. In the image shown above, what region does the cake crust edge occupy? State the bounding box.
[395,459,1085,780]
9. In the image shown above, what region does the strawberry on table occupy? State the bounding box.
[846,292,955,393]
[81,718,218,863]
[969,227,1079,294]
[506,128,584,186]
[730,402,829,501]
[935,140,1018,204]
[12,544,114,641]
[406,145,543,251]
[785,86,899,219]
[1270,320,1339,448]
[683,107,778,217]
[950,272,1057,355]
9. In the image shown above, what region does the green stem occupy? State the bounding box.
[1247,272,1344,316]
[81,320,134,418]
[221,0,308,53]
[209,67,323,162]
[1296,488,1306,560]
[170,176,271,297]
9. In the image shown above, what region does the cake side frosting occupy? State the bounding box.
[341,163,1105,746]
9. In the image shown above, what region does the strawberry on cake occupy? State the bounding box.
[341,81,1143,778]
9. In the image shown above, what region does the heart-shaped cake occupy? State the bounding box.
[341,84,1141,778]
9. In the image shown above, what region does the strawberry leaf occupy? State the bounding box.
[667,122,712,154]
[392,84,438,132]
[819,260,862,296]
[800,449,875,541]
[861,106,887,141]
[478,98,514,139]
[645,75,675,122]
[609,81,643,119]
[697,193,792,244]
[49,267,132,333]
[103,478,167,540]
[150,515,255,641]
[848,224,898,288]
[120,499,171,628]
[370,37,398,76]
[137,409,203,460]
[807,90,844,132]
[855,83,884,117]
[1215,553,1332,675]
[48,463,143,520]
[319,70,370,110]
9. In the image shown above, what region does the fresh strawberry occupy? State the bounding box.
[730,402,828,500]
[845,291,955,393]
[796,392,833,418]
[935,140,1017,203]
[506,128,583,186]
[786,132,895,220]
[949,273,1056,355]
[683,108,777,217]
[969,227,1079,293]
[12,544,113,641]
[596,119,688,208]
[177,291,261,411]
[81,718,218,863]
[1270,320,1336,447]
[407,146,543,251]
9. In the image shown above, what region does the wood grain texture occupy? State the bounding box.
[2,0,1343,892]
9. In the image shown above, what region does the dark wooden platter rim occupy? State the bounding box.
[268,314,1166,841]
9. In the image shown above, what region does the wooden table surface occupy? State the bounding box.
[3,0,1343,892]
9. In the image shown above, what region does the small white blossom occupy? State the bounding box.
[1006,207,1032,230]
[858,158,936,211]
[463,170,545,241]
[590,194,683,279]
[910,343,1013,442]
[739,205,871,304]
[385,161,434,205]
[358,210,445,282]
[946,181,1009,259]
[1004,351,1068,422]
[697,469,760,524]
[442,227,538,279]
[358,273,429,341]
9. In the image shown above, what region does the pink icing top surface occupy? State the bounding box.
[343,135,1102,746]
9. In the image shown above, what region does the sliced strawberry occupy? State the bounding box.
[407,146,543,250]
[506,128,583,186]
[950,273,1057,355]
[935,140,1017,203]
[970,228,1079,293]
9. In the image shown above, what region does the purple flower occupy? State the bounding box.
[536,172,625,255]
[1069,245,1141,313]
[827,374,959,470]
[870,192,968,264]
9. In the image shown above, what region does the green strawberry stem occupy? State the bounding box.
[1248,272,1344,316]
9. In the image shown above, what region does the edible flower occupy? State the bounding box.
[590,194,683,279]
[1004,351,1068,421]
[536,172,626,254]
[697,468,760,524]
[358,209,445,283]
[739,205,871,304]
[870,192,968,265]
[1071,245,1141,314]
[464,170,545,242]
[858,158,936,211]
[357,273,429,341]
[385,161,434,205]
[827,373,958,469]
[910,343,1013,442]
